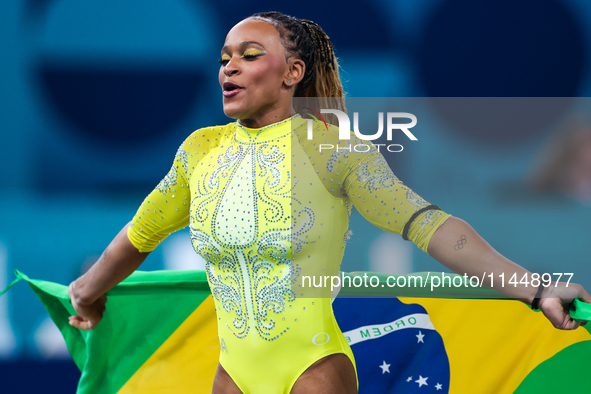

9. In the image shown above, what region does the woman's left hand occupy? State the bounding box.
[537,282,591,330]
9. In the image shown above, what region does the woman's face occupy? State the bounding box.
[219,18,292,122]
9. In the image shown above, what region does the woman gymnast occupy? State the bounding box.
[67,11,591,394]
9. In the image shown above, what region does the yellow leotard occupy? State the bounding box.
[127,114,451,393]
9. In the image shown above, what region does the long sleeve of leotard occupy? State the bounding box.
[126,127,225,252]
[126,139,193,253]
[297,123,452,253]
[342,141,451,253]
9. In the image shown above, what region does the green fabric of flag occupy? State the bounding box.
[2,270,590,393]
[2,269,212,394]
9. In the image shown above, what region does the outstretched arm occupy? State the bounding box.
[427,217,591,329]
[322,129,590,329]
[67,136,197,330]
[68,222,149,330]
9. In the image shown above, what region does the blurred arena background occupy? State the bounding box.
[1,0,591,391]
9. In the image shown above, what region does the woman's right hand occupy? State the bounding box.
[68,281,107,331]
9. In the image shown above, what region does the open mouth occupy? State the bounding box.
[223,82,243,97]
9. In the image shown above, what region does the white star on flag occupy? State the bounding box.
[435,383,443,390]
[415,375,428,387]
[406,376,413,382]
[379,360,391,374]
[416,330,425,343]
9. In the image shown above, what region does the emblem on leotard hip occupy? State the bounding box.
[220,338,228,354]
[312,332,330,345]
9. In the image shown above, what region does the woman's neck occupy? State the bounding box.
[237,106,295,129]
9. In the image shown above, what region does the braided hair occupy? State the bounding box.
[249,11,346,119]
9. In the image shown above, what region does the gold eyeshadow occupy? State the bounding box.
[218,48,266,65]
[218,54,231,65]
[242,49,266,58]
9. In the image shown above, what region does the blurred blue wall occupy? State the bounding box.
[1,0,591,390]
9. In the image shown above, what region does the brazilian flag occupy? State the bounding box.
[2,270,590,393]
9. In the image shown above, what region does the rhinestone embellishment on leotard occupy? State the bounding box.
[156,166,177,195]
[156,145,188,195]
[354,153,399,192]
[405,188,441,229]
[190,127,302,341]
